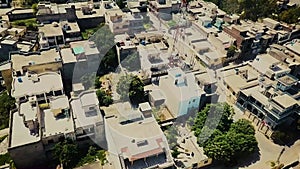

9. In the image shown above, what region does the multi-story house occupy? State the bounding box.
[159,67,206,117]
[70,90,106,147]
[8,71,75,169]
[103,102,174,169]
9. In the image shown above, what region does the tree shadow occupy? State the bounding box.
[234,148,261,168]
[271,119,300,147]
[201,149,261,169]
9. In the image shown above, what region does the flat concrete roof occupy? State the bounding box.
[10,109,40,148]
[70,90,102,128]
[195,72,217,85]
[20,101,37,122]
[285,40,300,55]
[1,39,17,45]
[277,74,298,86]
[0,62,11,71]
[251,54,290,75]
[39,23,63,37]
[11,72,64,98]
[11,48,61,73]
[138,102,151,112]
[61,48,77,64]
[272,94,299,109]
[222,64,260,93]
[70,40,99,56]
[241,86,269,106]
[149,89,165,101]
[160,68,205,101]
[103,102,170,161]
[76,7,105,19]
[60,21,81,34]
[43,96,74,138]
[10,8,33,14]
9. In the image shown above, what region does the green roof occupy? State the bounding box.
[73,46,85,55]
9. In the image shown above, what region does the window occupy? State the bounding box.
[193,99,196,102]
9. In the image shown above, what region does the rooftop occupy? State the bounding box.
[285,40,300,55]
[61,48,77,64]
[221,64,259,93]
[43,96,74,138]
[277,74,298,86]
[103,102,171,162]
[11,72,64,99]
[241,86,269,106]
[39,22,63,37]
[71,90,102,128]
[160,68,205,101]
[1,39,17,45]
[70,40,99,56]
[251,54,290,76]
[10,8,33,14]
[10,106,40,148]
[272,94,299,109]
[60,21,81,34]
[11,48,61,74]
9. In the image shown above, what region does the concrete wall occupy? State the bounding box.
[8,141,47,169]
[1,68,12,92]
[77,17,105,30]
[7,11,34,21]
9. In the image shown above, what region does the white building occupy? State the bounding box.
[70,90,105,146]
[11,71,64,103]
[159,68,205,117]
[103,102,174,169]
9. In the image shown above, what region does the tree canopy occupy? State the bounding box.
[96,89,113,107]
[116,74,146,105]
[53,140,78,169]
[0,92,15,130]
[190,103,257,164]
[204,0,278,21]
[278,7,300,24]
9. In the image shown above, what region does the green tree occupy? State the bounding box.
[192,103,234,135]
[190,103,257,164]
[77,146,107,167]
[94,76,102,89]
[227,45,237,58]
[96,89,113,106]
[202,119,257,163]
[32,3,38,15]
[53,140,78,169]
[0,92,15,129]
[278,7,300,24]
[116,75,145,105]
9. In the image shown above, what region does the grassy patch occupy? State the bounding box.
[81,24,104,40]
[11,18,38,31]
